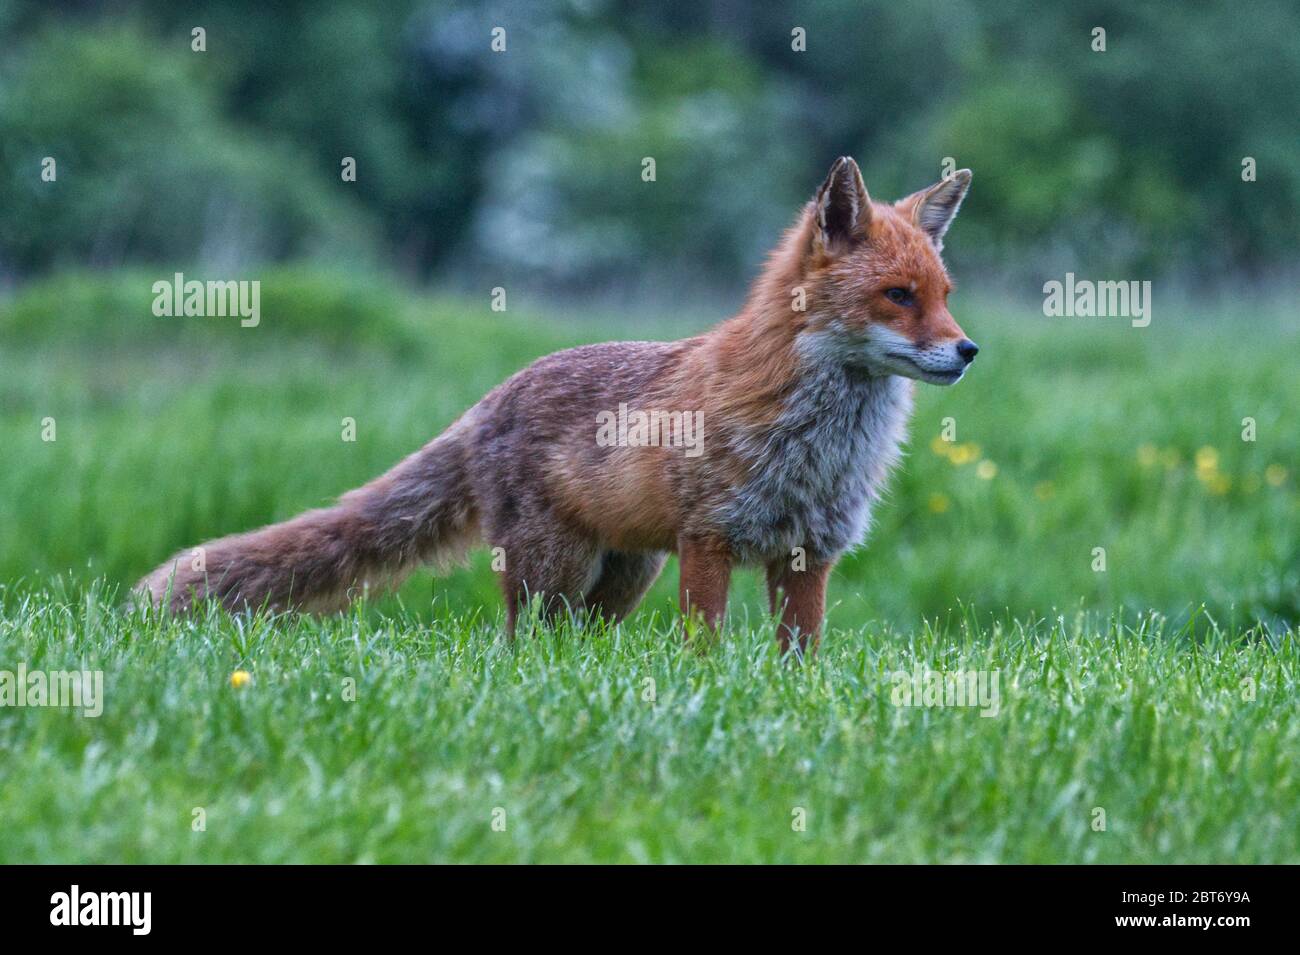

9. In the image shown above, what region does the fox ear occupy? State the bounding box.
[902,169,971,251]
[813,156,871,256]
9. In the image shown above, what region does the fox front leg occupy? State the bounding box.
[677,534,732,636]
[766,559,832,654]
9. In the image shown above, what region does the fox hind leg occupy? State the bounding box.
[495,529,602,636]
[584,551,668,624]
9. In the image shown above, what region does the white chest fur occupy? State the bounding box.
[719,357,913,564]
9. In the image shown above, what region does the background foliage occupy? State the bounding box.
[2,0,1298,294]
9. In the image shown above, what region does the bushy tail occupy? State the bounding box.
[137,428,477,613]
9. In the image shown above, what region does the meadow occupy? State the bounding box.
[0,270,1296,862]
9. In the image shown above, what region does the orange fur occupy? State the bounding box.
[138,158,977,654]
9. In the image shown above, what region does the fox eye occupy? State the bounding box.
[884,287,913,306]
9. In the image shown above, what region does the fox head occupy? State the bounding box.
[794,156,977,385]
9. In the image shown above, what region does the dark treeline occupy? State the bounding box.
[1,0,1295,294]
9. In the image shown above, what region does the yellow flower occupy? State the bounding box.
[1136,444,1159,468]
[928,493,950,514]
[949,443,980,466]
[1195,446,1219,472]
[230,670,252,689]
[930,435,952,457]
[976,460,998,480]
[1265,464,1287,487]
[1206,474,1231,495]
[1034,481,1055,500]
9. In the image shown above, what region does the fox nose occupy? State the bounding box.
[956,339,980,364]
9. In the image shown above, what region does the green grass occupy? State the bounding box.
[0,269,1296,862]
[1,593,1295,863]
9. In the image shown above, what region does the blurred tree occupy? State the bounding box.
[0,0,1294,289]
[0,22,371,277]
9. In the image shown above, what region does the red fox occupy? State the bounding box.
[139,157,977,652]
